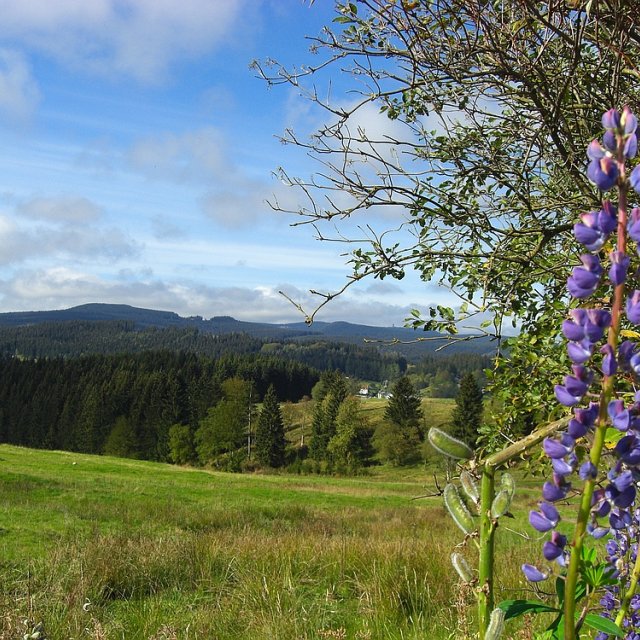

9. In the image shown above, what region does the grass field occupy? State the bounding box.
[0,437,550,640]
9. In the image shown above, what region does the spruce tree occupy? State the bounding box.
[374,376,423,465]
[449,372,484,448]
[255,385,286,468]
[309,372,348,460]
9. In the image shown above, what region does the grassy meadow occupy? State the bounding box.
[0,398,549,640]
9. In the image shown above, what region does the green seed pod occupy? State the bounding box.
[428,427,474,460]
[451,552,474,583]
[460,470,480,506]
[444,483,475,535]
[485,607,505,640]
[500,472,515,499]
[490,488,513,519]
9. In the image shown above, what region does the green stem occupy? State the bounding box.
[615,533,640,628]
[478,466,495,639]
[475,417,569,638]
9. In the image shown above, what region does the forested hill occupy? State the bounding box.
[0,320,406,382]
[0,303,494,361]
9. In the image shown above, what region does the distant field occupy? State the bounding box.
[0,444,545,640]
[282,396,456,449]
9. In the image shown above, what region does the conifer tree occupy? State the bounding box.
[309,372,348,460]
[255,384,286,468]
[449,372,484,449]
[374,376,423,465]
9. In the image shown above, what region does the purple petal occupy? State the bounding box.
[554,384,581,407]
[623,106,637,134]
[631,165,640,195]
[543,540,564,561]
[562,318,585,341]
[601,343,618,376]
[542,480,569,502]
[602,108,621,130]
[552,457,574,476]
[567,341,593,365]
[625,134,638,159]
[522,564,548,582]
[587,139,605,160]
[579,461,597,480]
[587,156,619,191]
[628,290,640,324]
[529,510,554,532]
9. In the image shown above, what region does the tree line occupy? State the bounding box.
[0,320,407,381]
[0,351,318,461]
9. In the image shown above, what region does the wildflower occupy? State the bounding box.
[522,564,548,582]
[567,255,603,299]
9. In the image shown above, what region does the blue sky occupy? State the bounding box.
[0,0,451,326]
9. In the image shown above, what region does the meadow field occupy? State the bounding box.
[0,436,550,640]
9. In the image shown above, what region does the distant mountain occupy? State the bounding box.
[0,303,495,359]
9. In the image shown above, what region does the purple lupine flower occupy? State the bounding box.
[562,317,586,341]
[619,340,638,371]
[625,133,638,159]
[623,105,637,134]
[555,384,582,407]
[629,291,640,324]
[542,472,571,502]
[579,461,597,480]
[574,208,615,251]
[602,108,622,130]
[587,156,619,191]
[522,564,548,582]
[609,251,630,285]
[629,207,640,243]
[588,523,610,539]
[529,502,560,532]
[630,165,640,195]
[610,508,632,530]
[606,484,636,508]
[567,254,603,298]
[543,433,575,459]
[601,343,618,376]
[608,399,630,430]
[585,308,612,338]
[587,139,606,160]
[552,455,575,476]
[603,130,617,153]
[613,470,634,492]
[615,434,640,466]
[542,531,568,563]
[567,340,593,364]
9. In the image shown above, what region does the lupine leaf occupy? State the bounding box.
[497,599,559,620]
[582,614,624,637]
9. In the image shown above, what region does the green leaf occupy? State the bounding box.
[582,614,624,637]
[497,599,559,620]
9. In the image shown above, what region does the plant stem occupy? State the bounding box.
[475,417,568,638]
[615,538,640,628]
[478,466,495,639]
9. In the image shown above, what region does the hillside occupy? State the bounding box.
[0,303,495,361]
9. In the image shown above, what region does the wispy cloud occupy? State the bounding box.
[0,0,249,83]
[0,48,39,121]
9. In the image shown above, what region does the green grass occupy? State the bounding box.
[0,444,543,639]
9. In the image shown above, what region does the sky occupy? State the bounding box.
[0,0,454,327]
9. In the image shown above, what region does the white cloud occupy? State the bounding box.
[0,0,249,83]
[0,48,39,121]
[0,267,423,327]
[18,195,103,223]
[0,211,138,265]
[129,127,229,183]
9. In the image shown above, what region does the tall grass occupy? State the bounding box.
[1,445,540,639]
